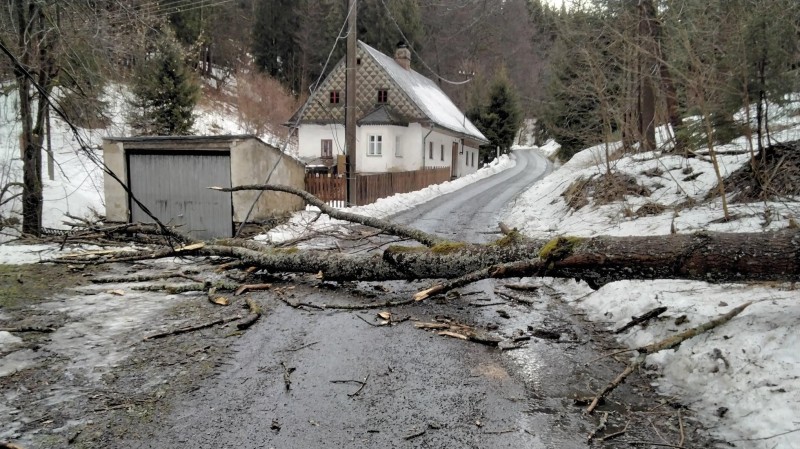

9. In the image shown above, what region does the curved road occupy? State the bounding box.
[394,149,551,243]
[115,149,703,449]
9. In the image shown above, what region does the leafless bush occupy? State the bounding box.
[563,172,651,210]
[236,67,303,140]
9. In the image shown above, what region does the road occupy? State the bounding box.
[114,150,705,448]
[393,149,551,243]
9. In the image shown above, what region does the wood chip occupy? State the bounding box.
[438,331,469,340]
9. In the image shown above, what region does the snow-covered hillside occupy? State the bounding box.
[504,107,800,448]
[0,84,292,235]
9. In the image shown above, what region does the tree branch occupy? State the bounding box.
[209,184,444,247]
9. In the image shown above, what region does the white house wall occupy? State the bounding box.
[357,124,424,173]
[298,123,479,177]
[422,128,479,177]
[298,124,346,161]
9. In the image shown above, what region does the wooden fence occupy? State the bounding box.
[305,167,451,207]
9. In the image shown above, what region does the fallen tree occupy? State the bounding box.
[48,185,800,296]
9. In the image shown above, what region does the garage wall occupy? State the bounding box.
[102,141,128,222]
[230,139,305,222]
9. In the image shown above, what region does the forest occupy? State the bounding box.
[1,0,799,234]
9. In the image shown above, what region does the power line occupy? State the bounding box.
[105,0,236,27]
[234,0,357,236]
[377,0,473,86]
[0,34,183,244]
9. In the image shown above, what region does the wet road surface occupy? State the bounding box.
[393,149,551,243]
[115,150,709,448]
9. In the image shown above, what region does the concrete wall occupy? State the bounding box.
[230,138,305,222]
[101,141,128,222]
[102,136,305,228]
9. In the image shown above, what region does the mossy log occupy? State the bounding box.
[202,230,800,287]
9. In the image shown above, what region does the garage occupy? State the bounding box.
[128,151,233,240]
[102,135,307,239]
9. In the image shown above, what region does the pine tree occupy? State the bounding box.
[357,0,424,57]
[129,34,199,136]
[252,0,299,89]
[469,69,523,159]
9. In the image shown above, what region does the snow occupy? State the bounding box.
[503,110,800,447]
[259,154,516,244]
[3,73,800,447]
[0,83,295,242]
[361,41,487,143]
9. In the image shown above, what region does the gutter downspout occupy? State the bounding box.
[422,125,433,169]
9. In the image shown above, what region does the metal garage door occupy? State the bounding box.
[128,151,233,239]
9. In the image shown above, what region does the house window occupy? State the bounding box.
[440,144,444,161]
[321,139,333,158]
[368,135,383,156]
[330,90,340,104]
[471,152,475,167]
[429,142,433,159]
[395,136,402,157]
[466,151,469,166]
[377,89,388,104]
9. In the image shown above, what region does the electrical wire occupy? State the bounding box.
[378,0,473,86]
[0,34,183,245]
[233,0,357,236]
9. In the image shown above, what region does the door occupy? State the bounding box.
[128,151,233,239]
[451,142,460,178]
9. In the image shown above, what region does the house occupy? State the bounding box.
[292,41,488,179]
[102,135,306,239]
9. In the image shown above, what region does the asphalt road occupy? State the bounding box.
[115,150,707,449]
[393,149,551,243]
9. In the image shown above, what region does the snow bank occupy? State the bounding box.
[503,112,800,446]
[260,154,517,245]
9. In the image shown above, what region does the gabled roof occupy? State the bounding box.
[291,41,488,144]
[359,42,487,143]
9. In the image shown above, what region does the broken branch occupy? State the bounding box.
[615,306,668,334]
[587,302,752,414]
[236,298,262,330]
[143,316,241,341]
[210,184,444,247]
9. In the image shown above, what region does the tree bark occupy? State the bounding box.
[211,184,445,247]
[69,230,800,288]
[12,0,57,236]
[637,0,658,152]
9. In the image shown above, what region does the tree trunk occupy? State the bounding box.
[13,0,57,236]
[637,0,658,152]
[82,230,800,288]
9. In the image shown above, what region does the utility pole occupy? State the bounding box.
[345,0,357,206]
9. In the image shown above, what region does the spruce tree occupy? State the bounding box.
[469,69,523,159]
[129,34,199,136]
[252,0,298,89]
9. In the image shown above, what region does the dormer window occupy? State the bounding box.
[330,90,341,104]
[377,89,388,104]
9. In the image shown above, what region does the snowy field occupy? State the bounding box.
[503,113,800,446]
[2,83,800,447]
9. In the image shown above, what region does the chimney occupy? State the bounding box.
[394,42,411,70]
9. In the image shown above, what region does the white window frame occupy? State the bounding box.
[368,134,383,156]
